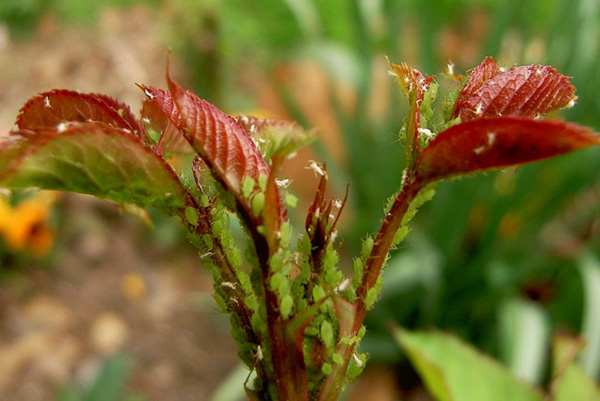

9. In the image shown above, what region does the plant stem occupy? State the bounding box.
[242,209,308,401]
[317,175,424,401]
[355,175,424,334]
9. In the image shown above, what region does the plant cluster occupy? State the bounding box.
[0,56,598,400]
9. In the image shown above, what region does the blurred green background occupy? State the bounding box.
[1,0,599,397]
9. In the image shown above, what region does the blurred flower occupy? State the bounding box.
[0,192,56,257]
[121,272,147,301]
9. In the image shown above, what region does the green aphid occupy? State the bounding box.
[365,286,380,309]
[332,353,344,365]
[361,236,374,260]
[184,206,199,226]
[252,192,265,217]
[353,258,364,287]
[285,193,298,208]
[280,294,293,318]
[269,272,284,293]
[258,173,268,191]
[321,362,333,375]
[242,176,256,199]
[320,320,334,348]
[313,285,327,302]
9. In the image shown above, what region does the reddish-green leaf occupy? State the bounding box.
[141,76,285,225]
[167,79,270,190]
[91,92,145,138]
[139,93,192,156]
[0,122,187,214]
[17,90,138,134]
[234,115,315,162]
[455,61,576,122]
[416,117,600,183]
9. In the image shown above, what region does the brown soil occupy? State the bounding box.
[0,5,237,401]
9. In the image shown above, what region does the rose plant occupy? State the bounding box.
[0,56,598,400]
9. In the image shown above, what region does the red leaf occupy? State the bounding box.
[90,92,145,138]
[140,77,285,225]
[456,61,576,122]
[416,117,600,183]
[16,90,138,134]
[453,57,502,118]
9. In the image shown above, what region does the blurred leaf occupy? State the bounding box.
[295,41,362,88]
[498,298,550,384]
[57,385,80,401]
[416,117,600,183]
[0,0,52,32]
[83,354,134,401]
[552,334,586,377]
[578,253,600,378]
[0,123,187,214]
[210,363,249,401]
[395,328,545,401]
[554,362,600,401]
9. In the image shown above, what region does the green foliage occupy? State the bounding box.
[0,125,187,214]
[0,0,52,33]
[395,328,600,401]
[57,354,139,401]
[396,329,545,401]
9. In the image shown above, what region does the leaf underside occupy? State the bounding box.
[0,123,187,213]
[416,117,600,183]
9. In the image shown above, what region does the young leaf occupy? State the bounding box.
[416,117,600,183]
[395,328,545,401]
[452,56,502,118]
[139,87,192,154]
[17,90,138,134]
[0,123,187,214]
[388,60,435,170]
[455,59,576,121]
[234,115,315,162]
[141,77,285,226]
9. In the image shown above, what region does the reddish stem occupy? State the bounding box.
[317,175,425,401]
[354,175,424,334]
